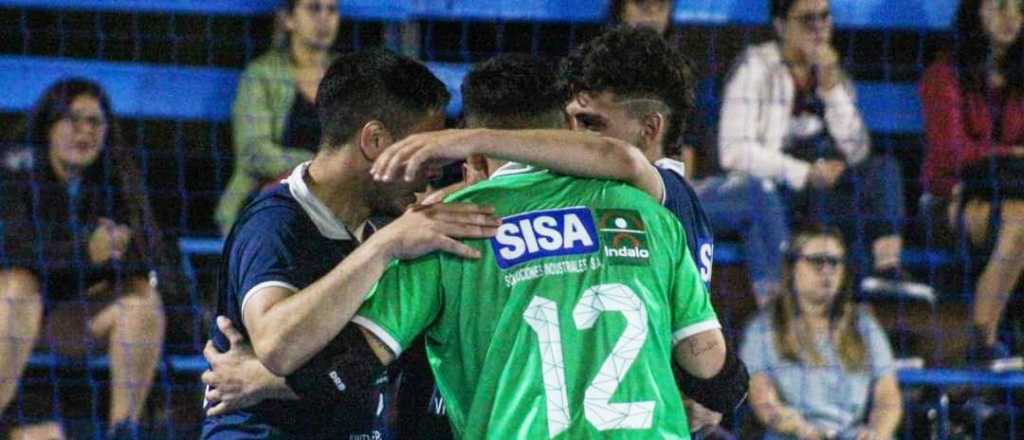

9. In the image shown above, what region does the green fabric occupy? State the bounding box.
[356,166,718,439]
[215,48,335,234]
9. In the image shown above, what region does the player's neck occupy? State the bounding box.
[306,150,373,232]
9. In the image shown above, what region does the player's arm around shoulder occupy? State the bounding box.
[372,128,664,200]
[243,198,499,376]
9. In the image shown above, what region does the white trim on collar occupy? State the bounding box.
[285,162,353,241]
[489,162,543,179]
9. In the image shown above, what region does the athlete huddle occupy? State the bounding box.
[201,26,748,439]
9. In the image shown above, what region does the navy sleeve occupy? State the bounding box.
[214,208,310,352]
[231,215,305,312]
[657,166,715,287]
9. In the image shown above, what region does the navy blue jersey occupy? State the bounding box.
[656,159,715,288]
[202,165,388,439]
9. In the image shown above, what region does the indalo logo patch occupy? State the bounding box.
[596,209,650,265]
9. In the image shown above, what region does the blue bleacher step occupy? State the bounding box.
[28,353,207,374]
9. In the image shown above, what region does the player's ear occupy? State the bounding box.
[639,112,665,147]
[464,154,489,183]
[357,120,394,161]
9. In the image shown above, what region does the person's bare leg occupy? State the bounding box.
[971,201,1024,345]
[7,421,66,440]
[89,276,165,425]
[0,269,43,413]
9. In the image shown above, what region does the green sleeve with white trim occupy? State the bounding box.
[354,255,443,356]
[670,238,719,343]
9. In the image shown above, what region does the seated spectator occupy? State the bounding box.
[920,0,1024,363]
[718,0,933,300]
[0,79,168,439]
[741,225,902,440]
[611,0,789,307]
[215,0,340,234]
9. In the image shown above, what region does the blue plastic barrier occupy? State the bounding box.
[0,56,237,121]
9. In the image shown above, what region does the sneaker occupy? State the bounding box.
[966,326,1024,371]
[860,268,936,303]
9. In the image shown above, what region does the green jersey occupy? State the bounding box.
[354,164,719,439]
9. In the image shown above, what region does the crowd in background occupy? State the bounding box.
[0,0,1022,438]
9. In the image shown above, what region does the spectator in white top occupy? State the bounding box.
[717,0,933,300]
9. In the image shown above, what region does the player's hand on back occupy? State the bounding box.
[203,316,297,417]
[373,199,500,260]
[371,129,489,183]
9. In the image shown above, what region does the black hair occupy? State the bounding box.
[561,25,695,153]
[770,0,801,19]
[23,78,122,150]
[316,48,450,149]
[462,53,566,129]
[953,0,1024,94]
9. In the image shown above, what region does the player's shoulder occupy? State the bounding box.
[229,185,309,243]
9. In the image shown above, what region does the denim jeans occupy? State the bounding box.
[695,174,789,302]
[783,154,907,278]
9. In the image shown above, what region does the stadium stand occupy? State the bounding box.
[0,0,1020,438]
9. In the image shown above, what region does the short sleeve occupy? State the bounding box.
[739,314,773,375]
[655,162,715,288]
[230,217,304,318]
[858,310,896,379]
[669,239,720,345]
[353,255,443,357]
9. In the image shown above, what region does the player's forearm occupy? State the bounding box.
[255,240,394,375]
[476,129,663,199]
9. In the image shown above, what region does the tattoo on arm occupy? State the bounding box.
[687,339,719,358]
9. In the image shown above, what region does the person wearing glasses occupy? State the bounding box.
[740,225,902,440]
[215,0,340,235]
[718,0,932,300]
[0,79,171,439]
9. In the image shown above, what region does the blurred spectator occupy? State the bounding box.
[920,0,1024,363]
[215,0,340,234]
[609,0,674,35]
[718,0,933,301]
[0,79,168,439]
[612,0,789,306]
[740,225,902,440]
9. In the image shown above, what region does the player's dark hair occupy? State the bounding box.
[953,0,1024,94]
[769,0,801,19]
[462,53,567,130]
[316,49,450,150]
[562,25,695,153]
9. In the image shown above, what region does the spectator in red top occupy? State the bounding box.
[920,0,1024,363]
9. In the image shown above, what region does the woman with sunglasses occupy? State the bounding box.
[718,0,932,301]
[920,0,1024,364]
[740,225,902,440]
[215,0,340,235]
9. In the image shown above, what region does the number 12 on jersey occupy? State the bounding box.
[523,283,655,438]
